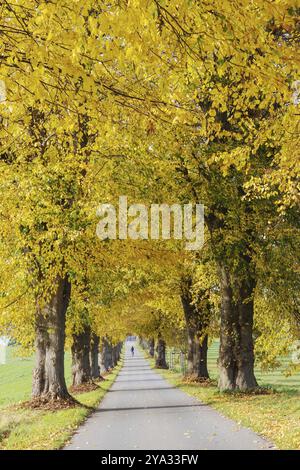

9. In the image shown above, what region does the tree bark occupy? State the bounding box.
[112,344,118,367]
[100,337,113,373]
[90,333,101,379]
[235,277,258,390]
[218,265,238,390]
[116,342,122,361]
[181,291,210,380]
[196,334,209,378]
[149,338,155,357]
[218,264,258,391]
[71,324,92,386]
[32,275,71,400]
[32,312,47,397]
[155,336,168,369]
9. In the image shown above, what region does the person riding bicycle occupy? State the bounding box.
[131,346,134,356]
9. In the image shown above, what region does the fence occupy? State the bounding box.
[138,339,188,375]
[168,348,188,375]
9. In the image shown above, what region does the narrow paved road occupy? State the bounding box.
[65,342,273,450]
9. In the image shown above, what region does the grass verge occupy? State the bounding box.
[0,361,122,450]
[144,352,300,450]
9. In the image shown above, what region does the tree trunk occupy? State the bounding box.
[218,264,258,391]
[32,312,47,397]
[106,341,113,368]
[117,342,122,361]
[218,265,238,390]
[100,337,113,373]
[112,344,118,367]
[196,334,209,379]
[149,338,155,357]
[235,278,258,390]
[187,329,195,376]
[181,289,210,380]
[155,336,168,369]
[71,324,91,386]
[32,275,71,400]
[90,333,101,379]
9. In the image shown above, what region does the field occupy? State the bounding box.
[0,347,72,408]
[2,342,299,411]
[1,343,300,449]
[167,341,300,391]
[0,347,122,450]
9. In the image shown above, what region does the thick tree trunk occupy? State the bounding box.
[106,341,113,368]
[235,278,258,390]
[90,333,101,379]
[186,327,195,375]
[112,344,118,367]
[155,336,168,369]
[71,325,91,386]
[149,338,155,357]
[117,342,122,361]
[32,275,71,400]
[218,266,238,390]
[100,337,113,373]
[32,312,47,397]
[194,334,209,379]
[181,291,210,380]
[218,264,258,391]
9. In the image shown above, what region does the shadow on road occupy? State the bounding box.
[108,387,173,392]
[95,403,205,413]
[116,378,166,382]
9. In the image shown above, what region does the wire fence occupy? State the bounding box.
[138,338,188,375]
[168,348,188,375]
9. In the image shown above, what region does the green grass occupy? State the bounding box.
[167,340,300,391]
[146,345,300,450]
[0,347,122,450]
[2,343,300,450]
[0,347,73,407]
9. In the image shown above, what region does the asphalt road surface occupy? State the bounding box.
[65,342,273,450]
